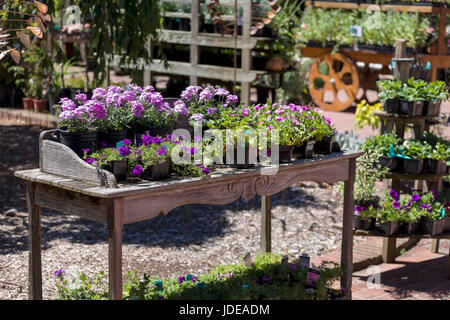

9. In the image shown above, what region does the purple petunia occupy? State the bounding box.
[118,146,131,157]
[389,189,399,200]
[86,157,96,164]
[177,276,185,284]
[411,194,421,202]
[122,139,132,146]
[53,269,65,277]
[157,146,166,156]
[392,200,401,209]
[132,165,143,177]
[81,148,90,154]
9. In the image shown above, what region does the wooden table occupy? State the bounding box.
[15,150,362,300]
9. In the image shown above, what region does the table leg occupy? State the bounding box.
[341,158,356,300]
[431,239,440,254]
[382,237,397,263]
[260,195,272,253]
[107,198,124,300]
[27,182,42,300]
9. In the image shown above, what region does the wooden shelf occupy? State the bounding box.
[305,1,449,14]
[354,228,450,239]
[374,111,439,122]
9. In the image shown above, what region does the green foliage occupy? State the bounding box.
[74,0,162,86]
[334,131,363,151]
[297,8,435,50]
[354,100,383,130]
[377,78,449,102]
[54,254,343,300]
[54,270,108,300]
[363,133,401,157]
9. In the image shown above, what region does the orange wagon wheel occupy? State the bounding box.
[308,52,360,112]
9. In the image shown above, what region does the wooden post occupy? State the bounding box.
[341,158,356,300]
[27,181,42,300]
[240,0,252,105]
[143,38,152,86]
[393,39,409,83]
[260,195,271,253]
[382,237,397,263]
[107,198,124,300]
[190,0,199,86]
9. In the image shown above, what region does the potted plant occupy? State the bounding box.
[353,204,378,230]
[56,97,100,157]
[377,79,402,114]
[312,112,336,155]
[422,80,449,116]
[379,189,402,235]
[82,146,128,182]
[397,78,426,117]
[363,133,402,172]
[399,139,429,174]
[139,135,172,181]
[398,193,424,234]
[425,142,448,174]
[420,191,446,236]
[30,76,48,113]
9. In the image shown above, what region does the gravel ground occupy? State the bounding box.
[0,119,364,300]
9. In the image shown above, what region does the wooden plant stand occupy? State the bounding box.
[15,130,362,300]
[353,39,450,268]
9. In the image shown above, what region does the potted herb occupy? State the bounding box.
[399,139,430,174]
[83,146,128,182]
[398,78,426,117]
[377,79,402,114]
[420,191,446,236]
[422,80,449,116]
[379,189,402,236]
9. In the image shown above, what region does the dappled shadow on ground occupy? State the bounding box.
[353,255,450,299]
[0,122,338,254]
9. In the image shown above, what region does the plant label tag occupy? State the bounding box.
[243,252,252,267]
[306,267,321,288]
[350,25,362,37]
[298,254,310,270]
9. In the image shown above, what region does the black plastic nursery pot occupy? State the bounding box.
[380,221,400,236]
[402,158,424,174]
[314,136,334,155]
[353,216,376,231]
[294,140,315,159]
[59,129,98,157]
[278,145,295,163]
[400,222,420,234]
[424,100,442,116]
[98,129,128,148]
[421,219,445,236]
[383,99,400,114]
[425,159,447,174]
[399,100,424,117]
[102,160,128,182]
[379,156,403,172]
[141,161,170,181]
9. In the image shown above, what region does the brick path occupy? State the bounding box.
[312,238,450,300]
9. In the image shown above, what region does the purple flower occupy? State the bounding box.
[131,101,144,118]
[86,157,96,164]
[392,200,401,209]
[74,93,88,104]
[59,98,76,111]
[122,139,132,146]
[100,141,108,148]
[411,194,421,202]
[81,148,90,154]
[174,100,188,115]
[242,108,249,116]
[142,134,153,147]
[132,165,143,177]
[199,87,214,101]
[225,94,238,106]
[90,102,107,120]
[215,87,230,96]
[389,189,399,200]
[157,146,166,156]
[177,276,185,284]
[53,269,65,277]
[107,85,122,95]
[190,113,205,122]
[92,87,107,100]
[207,107,218,115]
[190,147,198,155]
[118,146,131,157]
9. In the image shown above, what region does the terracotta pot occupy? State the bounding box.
[265,57,286,72]
[33,98,48,112]
[22,97,34,111]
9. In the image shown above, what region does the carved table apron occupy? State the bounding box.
[15,150,361,300]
